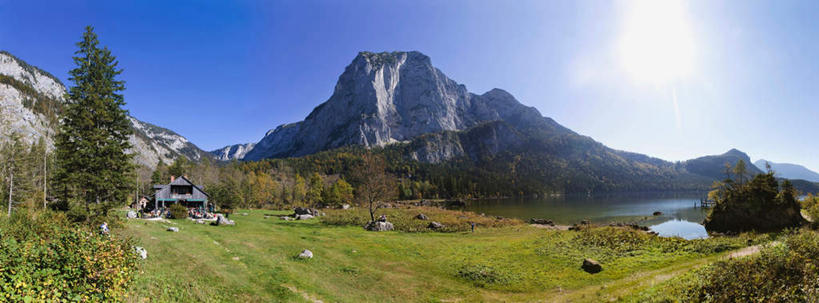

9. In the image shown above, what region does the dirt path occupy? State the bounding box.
[546,242,774,302]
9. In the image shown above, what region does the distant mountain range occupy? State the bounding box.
[215,51,814,193]
[0,51,211,168]
[755,159,819,183]
[2,49,816,193]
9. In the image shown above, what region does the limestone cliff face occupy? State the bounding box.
[0,51,64,147]
[210,142,256,161]
[244,51,571,161]
[0,51,210,168]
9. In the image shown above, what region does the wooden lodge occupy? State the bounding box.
[151,175,210,211]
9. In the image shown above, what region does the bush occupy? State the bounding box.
[635,229,819,302]
[0,210,138,301]
[169,203,187,219]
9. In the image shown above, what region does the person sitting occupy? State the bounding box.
[100,222,110,235]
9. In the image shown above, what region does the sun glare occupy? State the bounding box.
[618,0,695,84]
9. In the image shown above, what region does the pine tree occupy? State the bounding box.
[55,26,134,222]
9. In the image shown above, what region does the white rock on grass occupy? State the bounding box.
[134,246,148,259]
[296,214,314,220]
[298,249,313,259]
[167,227,179,232]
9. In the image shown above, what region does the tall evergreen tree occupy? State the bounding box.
[55,26,133,222]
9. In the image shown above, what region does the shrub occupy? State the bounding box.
[636,229,819,302]
[169,203,187,219]
[0,210,138,301]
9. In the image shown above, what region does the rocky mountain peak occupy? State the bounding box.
[242,50,552,161]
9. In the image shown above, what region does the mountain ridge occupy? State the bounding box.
[755,159,819,182]
[0,50,211,168]
[243,51,573,161]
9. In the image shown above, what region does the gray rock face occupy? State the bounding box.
[128,117,213,168]
[0,51,211,169]
[210,142,256,161]
[243,51,570,162]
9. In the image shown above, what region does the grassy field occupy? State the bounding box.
[120,208,767,302]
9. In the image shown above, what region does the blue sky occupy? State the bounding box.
[1,0,818,171]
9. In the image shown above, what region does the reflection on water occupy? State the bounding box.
[649,220,708,240]
[463,192,710,239]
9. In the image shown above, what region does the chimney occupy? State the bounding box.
[170,175,175,182]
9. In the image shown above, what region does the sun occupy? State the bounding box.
[618,0,695,84]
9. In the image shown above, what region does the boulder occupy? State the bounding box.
[529,218,554,226]
[126,210,137,219]
[134,246,148,259]
[296,214,314,220]
[298,249,313,259]
[167,227,179,232]
[653,211,663,216]
[341,204,351,209]
[581,259,602,274]
[213,214,235,226]
[365,221,394,231]
[294,207,324,217]
[241,212,249,216]
[427,221,444,230]
[415,213,429,220]
[280,216,295,221]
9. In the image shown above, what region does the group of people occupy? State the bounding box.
[188,208,214,219]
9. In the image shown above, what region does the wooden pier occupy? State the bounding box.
[696,198,716,208]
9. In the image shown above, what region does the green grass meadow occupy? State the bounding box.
[121,209,762,302]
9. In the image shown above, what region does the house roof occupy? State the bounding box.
[153,176,209,201]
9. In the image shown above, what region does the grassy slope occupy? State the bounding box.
[121,209,755,302]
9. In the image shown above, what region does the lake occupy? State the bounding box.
[463,192,710,239]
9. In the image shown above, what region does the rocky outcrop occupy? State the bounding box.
[0,50,211,169]
[243,51,571,162]
[210,142,256,161]
[129,117,212,168]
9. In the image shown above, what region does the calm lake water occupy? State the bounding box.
[463,192,710,240]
